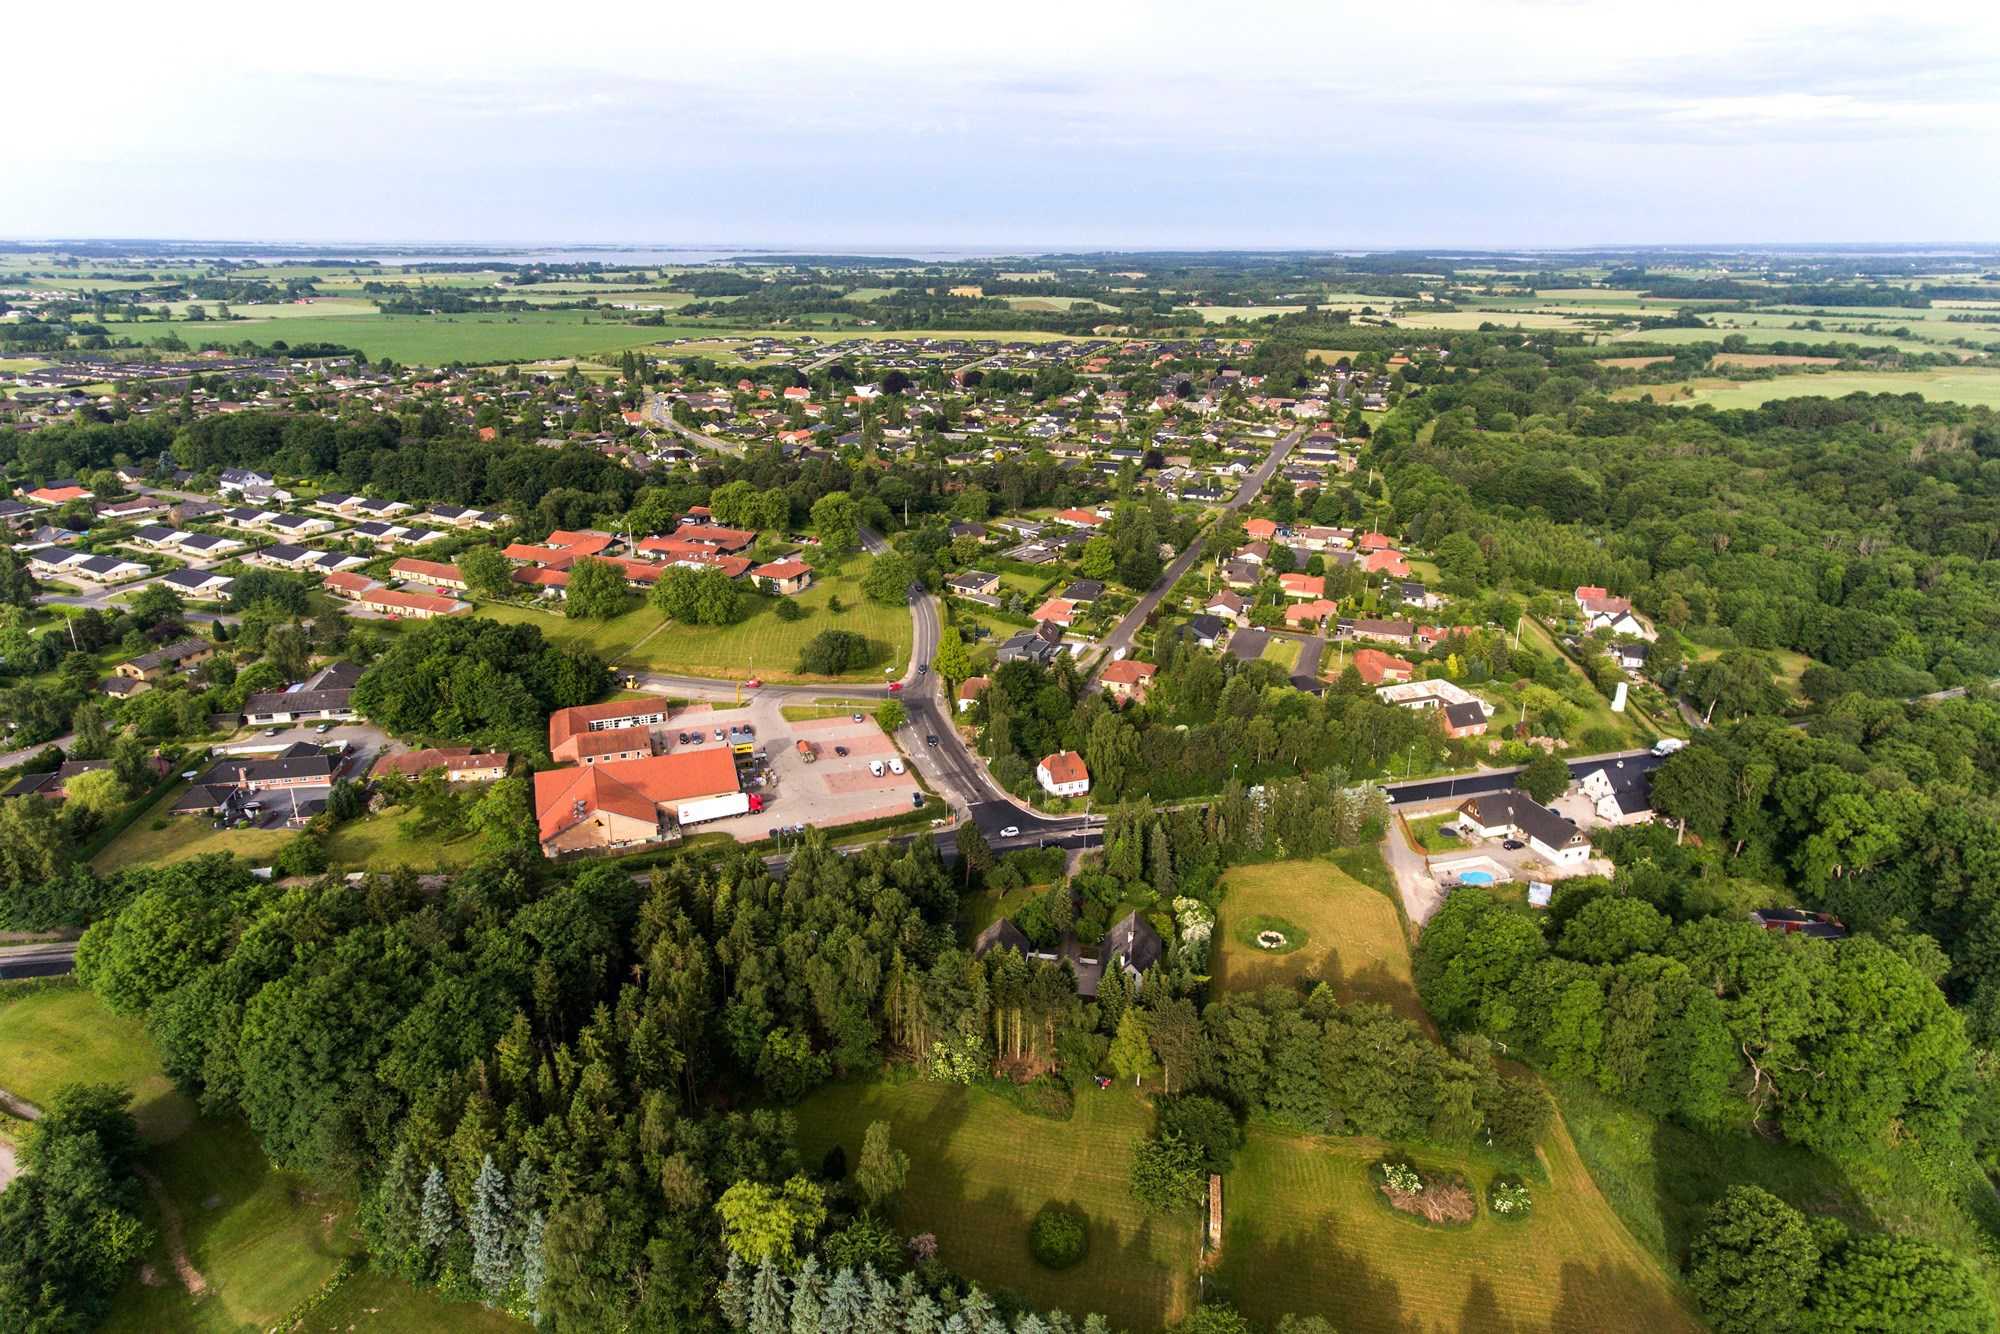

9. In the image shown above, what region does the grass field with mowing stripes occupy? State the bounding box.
[795,1080,1199,1329]
[1219,1124,1700,1334]
[1212,859,1430,1031]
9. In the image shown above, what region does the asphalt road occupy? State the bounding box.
[1381,749,1662,806]
[1090,424,1304,672]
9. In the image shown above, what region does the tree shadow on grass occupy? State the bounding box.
[1218,1206,1409,1333]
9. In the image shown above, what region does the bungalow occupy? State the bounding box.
[390,558,468,591]
[58,554,149,583]
[359,587,468,619]
[1284,598,1338,629]
[217,468,275,493]
[1577,588,1655,641]
[128,524,186,549]
[95,496,166,522]
[1203,590,1248,625]
[177,532,244,558]
[1244,517,1278,541]
[117,638,215,683]
[1362,549,1410,578]
[1347,618,1415,646]
[1031,598,1077,627]
[322,570,378,600]
[1037,750,1091,798]
[159,569,234,600]
[946,570,1001,598]
[1277,572,1326,601]
[956,676,990,712]
[172,747,342,821]
[242,662,362,725]
[1456,791,1592,866]
[1052,507,1107,528]
[1183,614,1229,649]
[996,621,1065,666]
[751,558,814,595]
[23,482,93,506]
[425,504,503,529]
[1061,579,1105,605]
[1100,659,1157,703]
[1222,560,1261,591]
[1358,532,1394,551]
[1375,678,1489,720]
[372,748,511,783]
[1352,647,1414,685]
[267,513,336,538]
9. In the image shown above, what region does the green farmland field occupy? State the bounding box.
[794,1080,1200,1329]
[120,309,747,364]
[1618,367,2000,411]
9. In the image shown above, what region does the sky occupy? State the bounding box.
[6,0,1999,251]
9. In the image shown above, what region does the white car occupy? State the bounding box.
[888,757,905,775]
[999,825,1020,838]
[869,759,885,777]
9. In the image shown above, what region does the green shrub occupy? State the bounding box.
[1029,1204,1088,1270]
[1488,1176,1533,1219]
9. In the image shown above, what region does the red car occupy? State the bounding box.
[888,681,904,692]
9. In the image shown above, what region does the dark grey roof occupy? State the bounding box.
[1229,629,1269,661]
[1103,911,1164,975]
[194,753,338,786]
[1185,614,1226,642]
[127,638,210,671]
[1062,579,1105,602]
[973,919,1031,957]
[1444,701,1486,728]
[1461,790,1586,851]
[243,688,353,717]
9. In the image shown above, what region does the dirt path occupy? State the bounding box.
[0,1086,43,1121]
[136,1165,210,1299]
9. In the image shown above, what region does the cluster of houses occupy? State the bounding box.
[501,515,813,599]
[532,700,744,857]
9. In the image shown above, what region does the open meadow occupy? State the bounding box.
[121,309,743,364]
[794,1080,1199,1330]
[1213,859,1429,1030]
[1218,1123,1700,1334]
[475,560,911,681]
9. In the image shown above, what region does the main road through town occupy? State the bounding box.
[1088,423,1305,676]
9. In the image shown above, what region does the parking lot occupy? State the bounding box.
[659,699,922,843]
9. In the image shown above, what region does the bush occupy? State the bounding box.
[796,629,871,675]
[1029,1204,1088,1270]
[1488,1176,1532,1219]
[773,598,806,622]
[1012,1074,1075,1121]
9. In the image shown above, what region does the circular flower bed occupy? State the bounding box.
[1255,930,1288,950]
[1028,1204,1089,1270]
[1232,914,1307,956]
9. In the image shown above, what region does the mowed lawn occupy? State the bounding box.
[296,1268,526,1333]
[795,1081,1198,1329]
[0,984,194,1143]
[1616,367,2000,410]
[322,805,488,872]
[91,784,296,874]
[1213,860,1429,1031]
[477,560,912,682]
[1220,1124,1700,1334]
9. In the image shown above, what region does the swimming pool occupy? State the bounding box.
[1457,870,1496,885]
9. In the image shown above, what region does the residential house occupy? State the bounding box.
[1100,658,1157,703]
[117,638,214,683]
[1031,597,1077,628]
[1346,618,1415,646]
[1277,572,1325,601]
[1748,908,1846,940]
[1061,579,1105,604]
[956,677,990,712]
[371,748,511,783]
[1283,598,1338,629]
[1456,791,1591,865]
[1037,750,1091,798]
[996,621,1065,665]
[159,569,233,600]
[945,570,1001,598]
[750,558,813,595]
[1203,591,1248,625]
[1183,614,1228,649]
[1576,760,1656,825]
[242,662,363,725]
[973,909,1162,998]
[390,558,468,591]
[1351,647,1414,685]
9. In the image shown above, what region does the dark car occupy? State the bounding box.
[925,734,939,747]
[918,663,928,675]
[834,745,848,757]
[1502,839,1525,851]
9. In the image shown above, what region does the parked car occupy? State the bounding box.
[1502,839,1525,851]
[888,757,905,775]
[314,723,331,734]
[714,727,725,740]
[869,759,885,777]
[264,728,280,737]
[999,825,1020,838]
[834,745,848,757]
[851,712,863,722]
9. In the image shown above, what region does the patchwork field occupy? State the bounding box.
[1618,367,2000,411]
[1219,1124,1700,1334]
[794,1080,1199,1330]
[1213,859,1428,1030]
[121,310,743,364]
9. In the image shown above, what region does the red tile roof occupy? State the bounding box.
[391,557,463,584]
[1100,660,1157,686]
[752,558,812,580]
[362,587,466,616]
[1353,647,1414,685]
[545,529,615,556]
[1038,751,1089,785]
[533,748,739,841]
